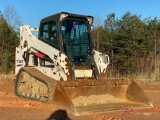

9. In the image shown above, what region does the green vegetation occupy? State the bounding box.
[0,13,19,73]
[93,12,160,80]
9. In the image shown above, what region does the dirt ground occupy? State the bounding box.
[0,79,160,120]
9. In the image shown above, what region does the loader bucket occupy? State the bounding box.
[52,78,152,115]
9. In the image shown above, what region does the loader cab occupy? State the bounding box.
[38,12,94,66]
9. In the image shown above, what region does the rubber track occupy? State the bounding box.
[15,67,57,103]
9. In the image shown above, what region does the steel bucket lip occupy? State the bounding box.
[58,78,131,87]
[73,103,153,115]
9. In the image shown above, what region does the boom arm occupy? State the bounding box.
[15,25,69,81]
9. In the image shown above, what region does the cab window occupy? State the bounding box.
[40,20,58,49]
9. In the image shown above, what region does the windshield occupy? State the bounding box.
[61,18,91,66]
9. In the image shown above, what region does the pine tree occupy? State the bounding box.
[0,15,19,73]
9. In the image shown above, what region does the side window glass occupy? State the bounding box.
[41,21,58,49]
[49,21,58,48]
[41,23,49,40]
[50,22,57,41]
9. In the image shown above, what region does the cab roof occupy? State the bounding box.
[40,12,94,25]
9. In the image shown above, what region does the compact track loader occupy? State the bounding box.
[15,12,152,115]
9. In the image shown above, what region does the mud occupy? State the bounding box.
[0,79,160,120]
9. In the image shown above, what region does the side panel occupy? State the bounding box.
[93,50,110,78]
[15,47,26,75]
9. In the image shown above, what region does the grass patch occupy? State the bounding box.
[0,72,15,81]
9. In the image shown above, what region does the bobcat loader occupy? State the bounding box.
[15,12,152,115]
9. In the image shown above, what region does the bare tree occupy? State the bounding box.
[92,16,103,50]
[3,4,21,29]
[94,16,103,27]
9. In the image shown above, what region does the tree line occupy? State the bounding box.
[1,7,160,80]
[0,5,20,73]
[92,12,160,80]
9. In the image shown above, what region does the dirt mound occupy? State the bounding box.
[72,94,126,106]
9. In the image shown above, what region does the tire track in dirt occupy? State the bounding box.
[85,113,123,120]
[0,91,52,110]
